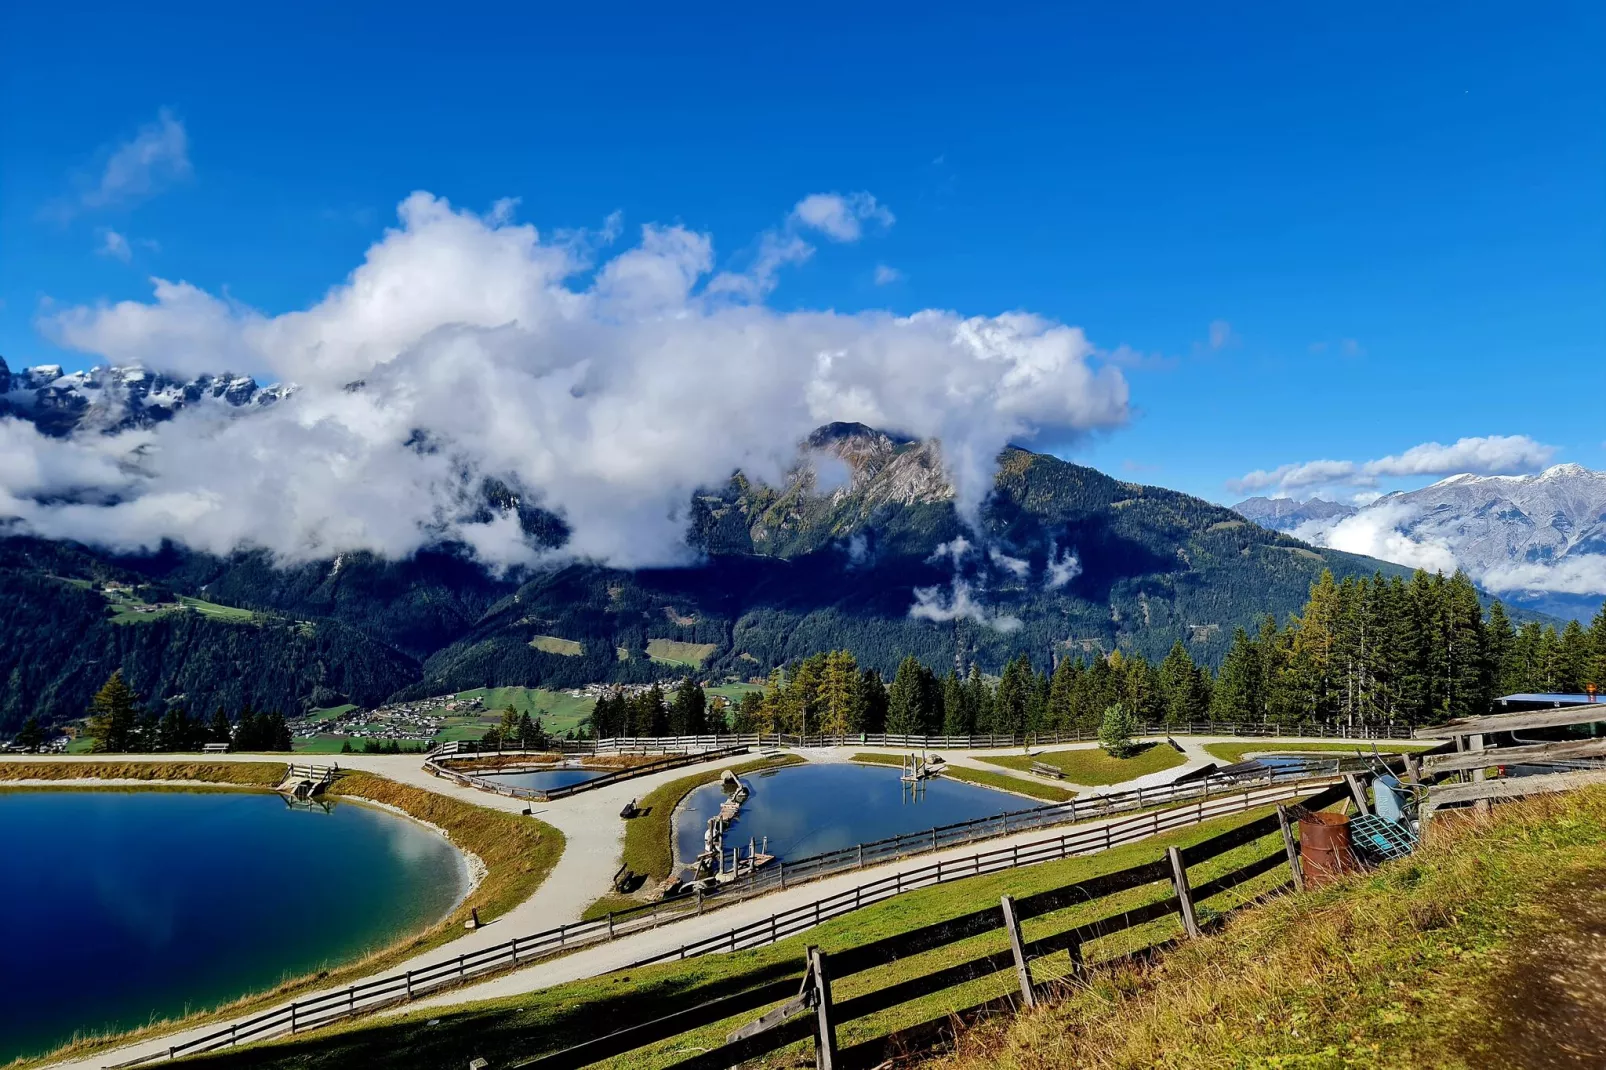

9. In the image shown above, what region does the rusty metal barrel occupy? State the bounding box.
[1298,811,1358,887]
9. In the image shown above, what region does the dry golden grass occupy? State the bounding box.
[0,760,286,785]
[939,787,1606,1070]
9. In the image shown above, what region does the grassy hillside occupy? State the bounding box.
[944,788,1606,1069]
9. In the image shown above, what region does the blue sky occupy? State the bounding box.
[2,1,1602,506]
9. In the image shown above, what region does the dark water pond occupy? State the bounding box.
[0,790,467,1062]
[672,763,1023,869]
[483,767,605,791]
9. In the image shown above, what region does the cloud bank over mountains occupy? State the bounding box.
[5,192,1131,569]
[1229,434,1559,495]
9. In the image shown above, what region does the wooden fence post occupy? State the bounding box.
[1275,805,1305,891]
[999,896,1036,1007]
[1344,773,1370,815]
[1165,846,1201,938]
[808,946,838,1070]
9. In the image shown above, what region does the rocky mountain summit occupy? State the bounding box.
[0,356,290,437]
[1235,464,1606,618]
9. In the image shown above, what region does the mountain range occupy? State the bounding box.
[0,356,290,437]
[0,360,1436,733]
[1233,465,1606,622]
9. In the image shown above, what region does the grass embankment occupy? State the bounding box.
[944,787,1606,1070]
[24,768,564,1070]
[0,760,286,786]
[621,754,806,884]
[1202,739,1436,765]
[184,805,1296,1070]
[980,742,1185,786]
[853,752,1074,802]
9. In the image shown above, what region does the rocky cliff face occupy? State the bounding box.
[0,360,290,437]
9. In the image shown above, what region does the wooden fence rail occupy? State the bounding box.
[423,745,752,801]
[112,773,1343,1067]
[515,780,1353,1070]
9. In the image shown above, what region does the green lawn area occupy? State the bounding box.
[1202,740,1436,765]
[529,634,583,657]
[304,704,357,722]
[645,638,719,667]
[980,742,1186,786]
[291,735,355,754]
[707,681,765,704]
[449,686,596,737]
[178,595,258,622]
[181,803,1299,1070]
[851,752,1074,802]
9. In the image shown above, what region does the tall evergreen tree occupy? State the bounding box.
[854,668,889,733]
[668,677,708,735]
[886,656,930,735]
[87,671,140,753]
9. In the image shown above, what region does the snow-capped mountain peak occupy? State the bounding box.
[1235,463,1606,619]
[0,355,291,437]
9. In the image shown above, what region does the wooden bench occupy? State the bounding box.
[1030,761,1065,780]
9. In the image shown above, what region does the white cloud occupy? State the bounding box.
[909,578,1022,632]
[1208,320,1234,350]
[710,192,894,300]
[1292,502,1459,574]
[97,229,132,262]
[1480,555,1606,597]
[873,264,903,286]
[989,548,1030,578]
[81,109,191,210]
[790,192,893,242]
[1045,544,1082,589]
[1230,435,1559,494]
[16,191,1130,569]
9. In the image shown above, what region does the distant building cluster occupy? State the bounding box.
[286,692,488,744]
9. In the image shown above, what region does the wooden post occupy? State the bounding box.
[1275,805,1305,891]
[1344,773,1370,815]
[1166,846,1201,938]
[808,946,838,1070]
[1000,895,1037,1007]
[1469,734,1491,818]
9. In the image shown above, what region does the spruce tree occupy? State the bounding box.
[941,671,973,736]
[668,678,707,735]
[886,656,927,735]
[87,671,140,753]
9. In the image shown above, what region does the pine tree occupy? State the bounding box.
[1097,703,1138,757]
[668,678,707,735]
[941,671,973,736]
[818,652,858,737]
[1043,658,1079,731]
[87,671,140,753]
[853,668,889,733]
[992,654,1033,736]
[1157,641,1204,725]
[15,716,45,751]
[209,706,232,746]
[1588,605,1606,693]
[1557,619,1591,693]
[887,656,929,735]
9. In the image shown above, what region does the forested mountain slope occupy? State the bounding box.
[1,423,1423,731]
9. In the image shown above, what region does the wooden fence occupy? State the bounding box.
[111,775,1340,1067]
[423,745,751,801]
[564,722,1415,754]
[515,780,1353,1070]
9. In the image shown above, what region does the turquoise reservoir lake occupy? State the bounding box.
[0,790,468,1062]
[673,763,1023,869]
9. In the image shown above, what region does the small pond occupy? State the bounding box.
[481,767,607,792]
[672,763,1024,871]
[0,790,469,1062]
